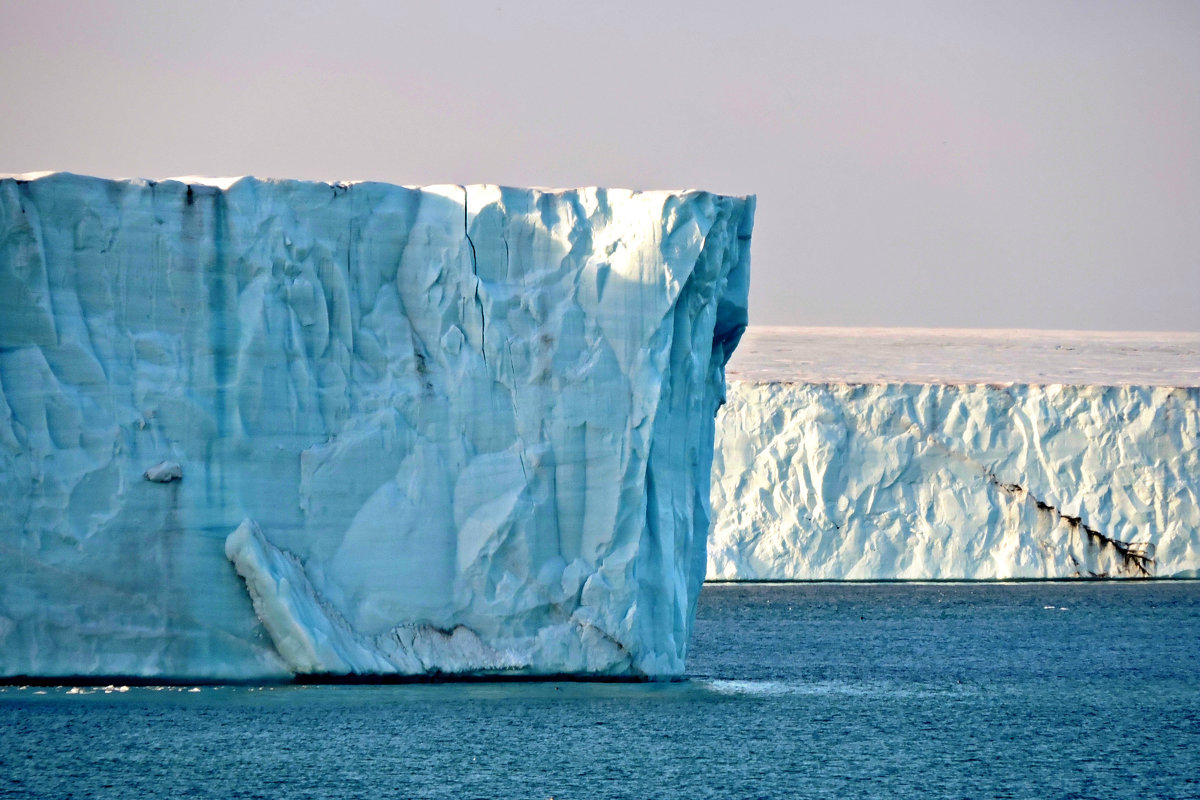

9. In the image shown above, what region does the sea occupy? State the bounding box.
[3,582,1198,799]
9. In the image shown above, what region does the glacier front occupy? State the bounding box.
[709,328,1200,580]
[0,173,754,680]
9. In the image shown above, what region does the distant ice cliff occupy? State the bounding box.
[709,328,1200,580]
[0,173,753,680]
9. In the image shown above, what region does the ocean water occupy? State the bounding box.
[3,582,1198,799]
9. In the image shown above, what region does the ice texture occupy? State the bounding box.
[709,328,1200,580]
[0,173,753,680]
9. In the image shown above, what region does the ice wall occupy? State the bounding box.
[0,173,753,680]
[709,355,1200,580]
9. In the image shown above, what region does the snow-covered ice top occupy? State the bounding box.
[729,326,1200,386]
[0,172,754,680]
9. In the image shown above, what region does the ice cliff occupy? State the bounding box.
[709,328,1200,580]
[0,172,753,680]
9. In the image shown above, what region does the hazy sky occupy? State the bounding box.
[3,0,1197,330]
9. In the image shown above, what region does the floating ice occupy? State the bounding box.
[0,173,753,680]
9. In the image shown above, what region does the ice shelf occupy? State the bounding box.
[0,173,754,680]
[709,327,1200,580]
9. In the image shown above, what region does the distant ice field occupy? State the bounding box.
[728,326,1200,386]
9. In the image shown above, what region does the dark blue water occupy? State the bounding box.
[3,583,1199,799]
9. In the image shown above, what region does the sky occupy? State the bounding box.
[2,0,1197,331]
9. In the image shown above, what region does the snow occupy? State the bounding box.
[0,172,753,680]
[709,328,1200,580]
[727,326,1200,386]
[143,461,182,483]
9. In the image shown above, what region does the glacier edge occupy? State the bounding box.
[0,173,753,680]
[709,379,1199,581]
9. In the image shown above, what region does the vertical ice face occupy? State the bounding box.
[708,330,1200,581]
[0,173,753,680]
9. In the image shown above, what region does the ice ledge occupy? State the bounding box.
[225,520,533,675]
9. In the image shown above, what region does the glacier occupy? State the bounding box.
[709,328,1200,580]
[0,172,754,680]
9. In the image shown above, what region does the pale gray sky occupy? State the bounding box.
[2,0,1197,330]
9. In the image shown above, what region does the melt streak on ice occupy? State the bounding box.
[0,173,753,680]
[709,328,1200,580]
